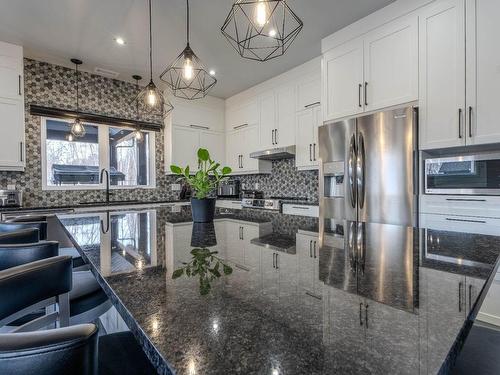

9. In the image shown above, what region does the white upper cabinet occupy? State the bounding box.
[275,84,296,147]
[363,15,418,111]
[297,74,321,111]
[170,96,225,132]
[322,14,418,123]
[226,124,271,175]
[226,98,260,131]
[322,37,364,122]
[259,91,276,149]
[466,0,500,145]
[295,105,321,170]
[200,130,225,166]
[419,0,466,150]
[0,41,25,171]
[169,125,200,171]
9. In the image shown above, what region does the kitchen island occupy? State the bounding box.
[57,205,500,375]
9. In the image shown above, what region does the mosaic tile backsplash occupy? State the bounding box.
[0,58,318,207]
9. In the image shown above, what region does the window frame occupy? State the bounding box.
[41,117,156,191]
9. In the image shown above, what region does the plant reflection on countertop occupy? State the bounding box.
[172,248,233,296]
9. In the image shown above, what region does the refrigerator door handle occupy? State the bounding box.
[348,134,357,208]
[356,132,366,209]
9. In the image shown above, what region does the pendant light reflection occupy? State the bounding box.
[132,75,145,143]
[66,133,75,142]
[70,58,86,138]
[133,0,173,116]
[160,0,216,100]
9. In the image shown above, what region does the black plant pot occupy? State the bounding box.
[191,197,216,223]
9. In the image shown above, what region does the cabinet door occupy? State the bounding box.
[0,42,23,99]
[297,75,321,111]
[241,125,260,172]
[171,126,200,171]
[226,99,260,131]
[199,131,225,165]
[296,233,316,294]
[225,130,241,172]
[259,92,276,149]
[295,109,315,169]
[466,0,500,145]
[322,37,364,122]
[0,97,24,169]
[261,249,279,300]
[225,221,245,265]
[276,84,296,146]
[363,15,418,111]
[419,0,466,150]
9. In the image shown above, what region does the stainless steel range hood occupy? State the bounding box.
[250,145,295,160]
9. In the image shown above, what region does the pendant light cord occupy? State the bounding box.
[75,63,79,112]
[148,0,153,81]
[186,0,190,46]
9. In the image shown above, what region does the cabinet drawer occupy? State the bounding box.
[420,195,500,219]
[282,204,319,217]
[420,213,500,236]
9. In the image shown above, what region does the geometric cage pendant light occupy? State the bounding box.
[221,0,303,62]
[133,0,173,116]
[70,58,86,138]
[160,0,216,100]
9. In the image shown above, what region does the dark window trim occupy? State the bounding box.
[30,104,163,132]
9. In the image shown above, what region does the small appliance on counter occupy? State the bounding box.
[0,190,22,208]
[179,183,192,200]
[217,180,240,198]
[242,190,309,211]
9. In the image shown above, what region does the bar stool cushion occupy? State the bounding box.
[0,229,40,245]
[60,247,85,268]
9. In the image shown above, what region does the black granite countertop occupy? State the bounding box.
[56,205,500,375]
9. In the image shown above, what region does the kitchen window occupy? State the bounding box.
[41,118,156,190]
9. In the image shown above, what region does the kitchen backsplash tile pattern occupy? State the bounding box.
[0,58,318,207]
[234,159,318,202]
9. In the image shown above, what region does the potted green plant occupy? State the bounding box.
[170,148,231,222]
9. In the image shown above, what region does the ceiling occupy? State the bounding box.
[0,0,394,98]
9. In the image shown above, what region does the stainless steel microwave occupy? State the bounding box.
[425,153,500,195]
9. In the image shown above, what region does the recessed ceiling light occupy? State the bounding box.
[115,37,126,45]
[209,70,216,76]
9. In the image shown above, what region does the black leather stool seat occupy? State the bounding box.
[0,323,98,375]
[0,222,48,241]
[0,229,40,244]
[60,247,85,268]
[70,271,108,317]
[98,331,157,375]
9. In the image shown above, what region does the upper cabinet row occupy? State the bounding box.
[322,15,418,122]
[322,0,500,151]
[0,41,25,171]
[419,0,500,149]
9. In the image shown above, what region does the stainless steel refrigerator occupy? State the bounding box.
[318,106,418,227]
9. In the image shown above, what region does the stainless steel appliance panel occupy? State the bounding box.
[319,119,357,222]
[356,107,417,226]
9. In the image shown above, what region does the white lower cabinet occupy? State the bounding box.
[215,200,242,210]
[282,204,319,218]
[296,232,321,298]
[295,105,321,170]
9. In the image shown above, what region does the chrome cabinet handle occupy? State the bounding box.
[234,123,248,130]
[275,129,278,144]
[358,83,362,108]
[364,82,368,106]
[446,198,486,202]
[458,108,463,139]
[348,134,357,209]
[304,101,320,108]
[309,144,312,161]
[18,75,22,96]
[309,240,312,257]
[305,291,322,300]
[313,143,316,161]
[272,129,275,145]
[458,281,463,312]
[356,132,365,209]
[19,142,23,162]
[468,106,473,138]
[359,302,364,326]
[275,253,279,269]
[469,284,473,312]
[313,241,317,259]
[189,124,209,130]
[365,304,369,329]
[272,253,275,268]
[445,218,486,224]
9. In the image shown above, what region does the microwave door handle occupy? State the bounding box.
[348,134,357,208]
[356,132,365,209]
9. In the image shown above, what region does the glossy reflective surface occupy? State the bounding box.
[58,206,500,375]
